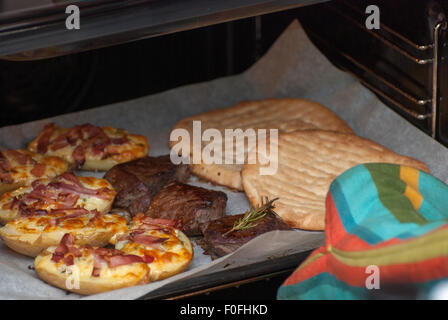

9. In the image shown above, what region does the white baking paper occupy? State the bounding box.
[1,19,448,299]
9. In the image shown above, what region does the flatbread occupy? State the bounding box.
[170,98,354,190]
[241,130,429,231]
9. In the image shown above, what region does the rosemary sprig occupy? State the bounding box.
[223,197,279,236]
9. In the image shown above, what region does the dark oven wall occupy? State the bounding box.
[3,1,448,147]
[0,10,299,128]
[298,0,448,147]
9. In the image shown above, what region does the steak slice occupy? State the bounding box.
[146,182,228,236]
[104,155,190,216]
[200,212,290,258]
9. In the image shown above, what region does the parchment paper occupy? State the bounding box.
[1,20,448,300]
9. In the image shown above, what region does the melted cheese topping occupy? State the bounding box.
[36,246,150,285]
[75,176,116,212]
[114,226,193,281]
[1,150,69,185]
[0,175,116,223]
[3,212,127,236]
[32,219,192,293]
[28,125,149,165]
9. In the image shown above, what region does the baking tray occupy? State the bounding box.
[1,20,448,299]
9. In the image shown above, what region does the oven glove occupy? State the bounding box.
[278,163,448,300]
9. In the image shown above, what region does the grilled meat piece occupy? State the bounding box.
[104,155,190,216]
[146,182,228,236]
[200,212,290,258]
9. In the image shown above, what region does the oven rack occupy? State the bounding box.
[340,0,435,56]
[315,1,447,139]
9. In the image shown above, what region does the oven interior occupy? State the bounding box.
[1,0,446,299]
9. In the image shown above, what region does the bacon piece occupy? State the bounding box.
[51,233,72,262]
[21,195,53,208]
[67,127,83,144]
[91,142,108,157]
[50,140,69,151]
[70,124,128,161]
[131,214,179,234]
[115,229,142,243]
[91,247,118,276]
[48,208,90,226]
[60,234,83,258]
[87,209,103,223]
[68,245,83,258]
[11,174,109,219]
[8,197,19,210]
[17,206,36,217]
[106,254,145,268]
[134,224,171,232]
[50,138,69,151]
[60,233,74,248]
[143,254,155,264]
[131,233,168,247]
[0,171,13,184]
[29,184,51,198]
[58,172,82,185]
[0,152,13,184]
[30,163,46,178]
[138,214,183,229]
[49,207,89,215]
[21,182,60,206]
[0,152,11,170]
[51,251,66,263]
[116,229,168,250]
[31,179,44,189]
[51,233,146,276]
[38,123,129,165]
[50,182,112,200]
[81,124,106,139]
[17,177,82,212]
[22,209,47,217]
[63,255,74,266]
[51,234,83,263]
[72,145,86,168]
[4,150,36,165]
[57,193,80,209]
[82,125,113,158]
[49,172,113,200]
[37,123,55,154]
[50,126,82,151]
[90,247,144,276]
[0,150,38,183]
[49,124,101,160]
[94,247,122,256]
[81,124,108,143]
[91,252,106,277]
[110,137,128,145]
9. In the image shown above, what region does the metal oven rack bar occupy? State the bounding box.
[306,28,432,121]
[139,250,314,300]
[316,1,447,139]
[339,0,435,56]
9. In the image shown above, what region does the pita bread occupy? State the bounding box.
[169,98,354,190]
[241,130,429,231]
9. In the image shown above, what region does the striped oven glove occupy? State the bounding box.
[277,163,448,300]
